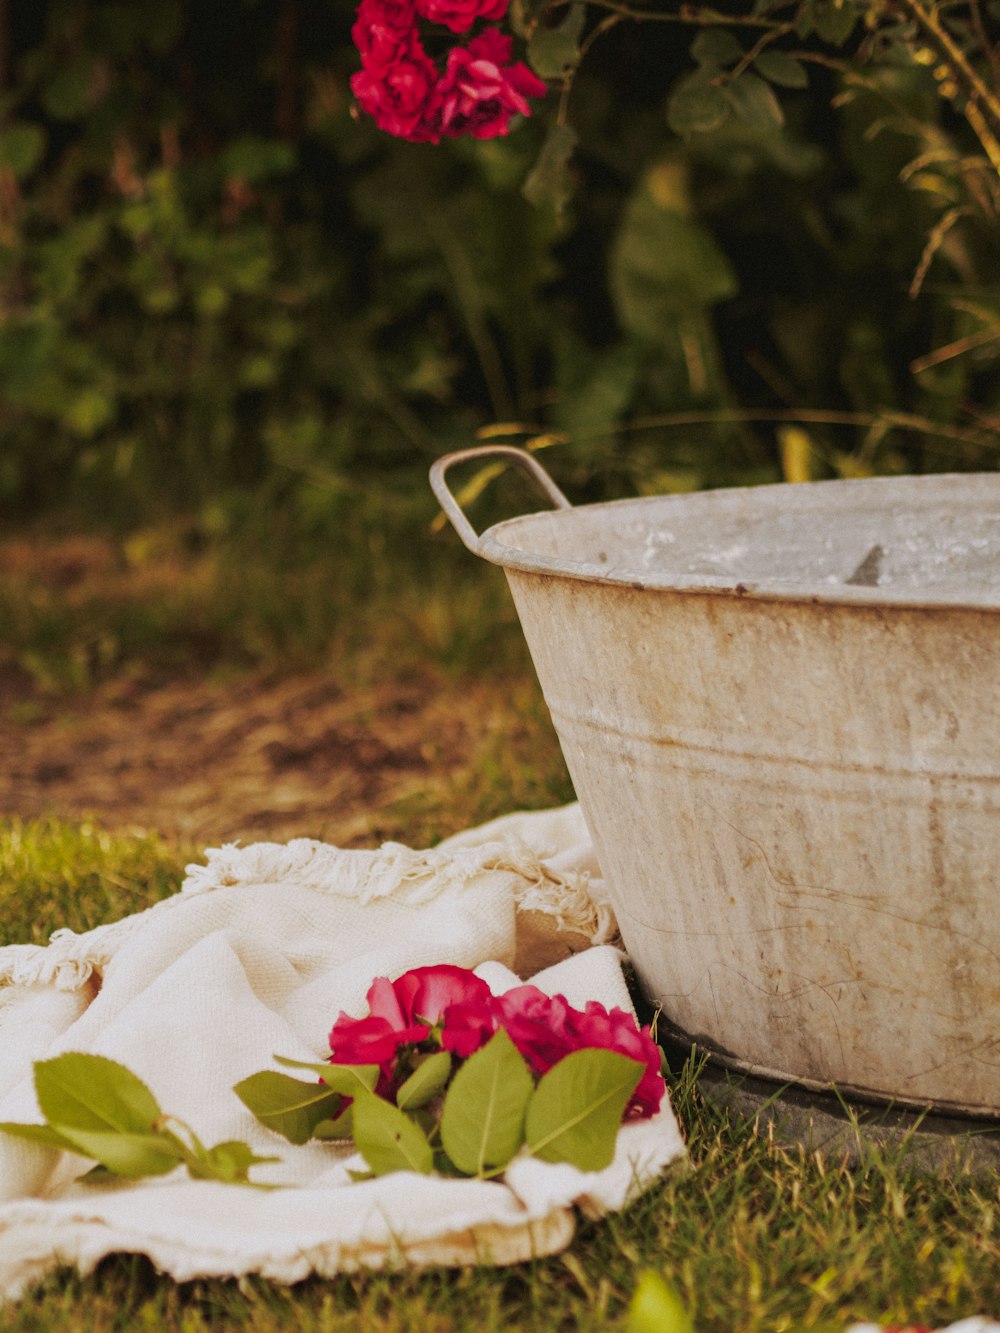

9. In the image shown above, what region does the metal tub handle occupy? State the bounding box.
[429,445,573,556]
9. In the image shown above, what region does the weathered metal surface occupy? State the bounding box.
[431,449,1000,1116]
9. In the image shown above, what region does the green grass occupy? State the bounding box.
[0,819,184,947]
[0,489,534,696]
[0,818,997,1332]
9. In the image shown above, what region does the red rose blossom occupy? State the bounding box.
[386,964,494,1025]
[495,987,580,1072]
[327,1010,426,1068]
[350,38,441,142]
[498,985,664,1119]
[350,0,547,143]
[416,0,509,35]
[329,965,493,1061]
[328,964,491,1090]
[352,19,413,68]
[433,30,546,140]
[439,996,502,1057]
[328,964,665,1123]
[570,1000,665,1119]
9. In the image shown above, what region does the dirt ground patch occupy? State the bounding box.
[0,530,569,850]
[0,667,549,849]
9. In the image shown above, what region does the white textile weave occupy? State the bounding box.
[0,804,685,1302]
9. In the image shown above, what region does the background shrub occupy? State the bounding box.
[0,0,997,529]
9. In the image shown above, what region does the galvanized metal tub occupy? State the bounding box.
[431,446,1000,1118]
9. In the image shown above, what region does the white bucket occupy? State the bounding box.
[432,446,1000,1117]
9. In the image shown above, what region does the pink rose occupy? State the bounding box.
[350,40,441,143]
[434,30,547,140]
[415,0,509,34]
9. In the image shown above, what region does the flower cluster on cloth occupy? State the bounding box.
[0,962,667,1189]
[331,963,664,1117]
[351,0,547,142]
[237,962,668,1181]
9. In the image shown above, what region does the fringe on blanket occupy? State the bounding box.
[0,836,615,994]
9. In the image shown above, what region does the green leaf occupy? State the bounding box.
[189,1140,278,1184]
[753,50,809,89]
[527,4,586,80]
[63,387,115,439]
[351,1090,433,1177]
[553,337,643,445]
[219,137,296,184]
[34,1053,162,1136]
[396,1051,452,1111]
[313,1104,354,1140]
[432,1149,467,1177]
[509,0,549,37]
[667,72,731,138]
[5,1062,270,1186]
[525,1049,643,1171]
[522,122,579,217]
[722,72,785,130]
[0,1120,90,1155]
[610,167,738,336]
[0,125,46,179]
[232,1071,343,1146]
[48,1127,184,1179]
[439,1030,533,1177]
[690,28,743,69]
[42,59,96,120]
[813,0,856,44]
[625,1271,695,1333]
[273,1055,379,1096]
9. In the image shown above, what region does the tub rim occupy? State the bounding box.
[474,471,1000,612]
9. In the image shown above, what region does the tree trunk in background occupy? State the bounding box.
[0,0,9,96]
[275,0,299,139]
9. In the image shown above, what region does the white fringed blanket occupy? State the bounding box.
[0,804,685,1302]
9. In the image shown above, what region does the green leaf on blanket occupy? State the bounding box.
[440,1030,532,1176]
[0,1120,91,1155]
[274,1055,380,1095]
[313,1103,354,1139]
[525,1048,643,1171]
[188,1139,278,1184]
[35,1052,163,1136]
[46,1127,184,1179]
[2,1053,275,1187]
[396,1051,452,1111]
[351,1089,433,1176]
[233,1070,344,1146]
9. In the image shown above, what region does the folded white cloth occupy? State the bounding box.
[0,804,685,1302]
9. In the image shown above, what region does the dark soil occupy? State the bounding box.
[0,665,527,847]
[0,530,568,848]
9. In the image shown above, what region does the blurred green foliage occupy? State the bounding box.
[0,0,997,530]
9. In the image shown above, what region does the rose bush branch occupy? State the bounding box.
[348,0,1000,220]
